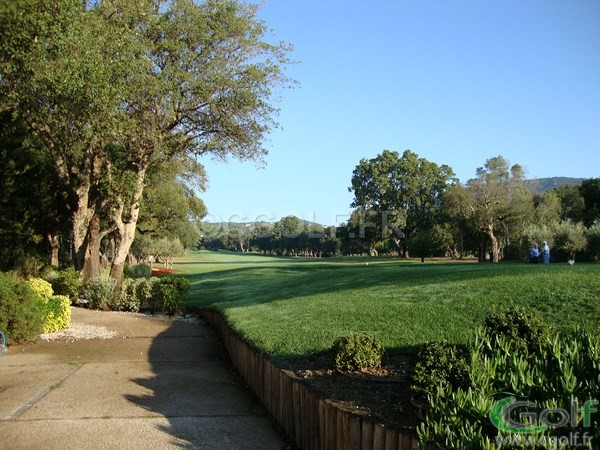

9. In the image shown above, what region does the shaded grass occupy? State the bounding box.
[177,250,600,368]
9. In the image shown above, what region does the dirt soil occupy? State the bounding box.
[292,352,422,432]
[151,267,185,276]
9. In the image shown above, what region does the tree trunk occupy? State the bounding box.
[53,151,95,272]
[72,202,90,271]
[487,225,500,263]
[110,167,146,293]
[478,235,487,262]
[80,154,108,282]
[47,231,60,267]
[81,212,102,283]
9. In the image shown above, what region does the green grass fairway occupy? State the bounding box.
[176,250,600,368]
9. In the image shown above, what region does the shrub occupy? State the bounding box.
[484,307,549,355]
[411,340,470,398]
[114,278,142,312]
[42,295,71,333]
[417,327,600,449]
[124,263,152,280]
[332,333,385,372]
[28,277,53,301]
[28,278,72,333]
[81,275,116,310]
[152,276,190,315]
[43,267,80,300]
[137,278,160,312]
[0,271,44,344]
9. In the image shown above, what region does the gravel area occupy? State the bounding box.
[40,323,118,341]
[39,311,203,342]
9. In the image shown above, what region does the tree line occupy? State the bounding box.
[203,150,600,263]
[202,216,339,257]
[0,0,292,285]
[346,150,599,263]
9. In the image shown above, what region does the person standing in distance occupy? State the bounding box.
[541,241,550,264]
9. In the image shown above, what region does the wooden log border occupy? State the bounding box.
[202,309,418,450]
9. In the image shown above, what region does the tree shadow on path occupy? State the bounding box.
[125,318,290,449]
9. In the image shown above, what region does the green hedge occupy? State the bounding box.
[152,276,190,316]
[81,275,116,310]
[124,263,152,280]
[97,275,190,316]
[0,272,44,344]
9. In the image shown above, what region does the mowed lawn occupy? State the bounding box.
[175,250,600,368]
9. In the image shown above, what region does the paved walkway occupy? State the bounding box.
[0,308,289,449]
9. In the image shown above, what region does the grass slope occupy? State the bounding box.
[176,250,600,368]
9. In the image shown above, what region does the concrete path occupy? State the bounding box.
[0,308,289,450]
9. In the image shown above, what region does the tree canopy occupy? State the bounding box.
[1,0,293,283]
[349,149,455,257]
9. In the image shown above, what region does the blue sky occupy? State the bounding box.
[200,0,600,226]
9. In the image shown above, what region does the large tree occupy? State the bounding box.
[580,178,600,226]
[2,0,293,285]
[0,111,68,270]
[137,158,207,251]
[349,149,455,257]
[554,184,586,223]
[444,156,531,262]
[1,0,136,277]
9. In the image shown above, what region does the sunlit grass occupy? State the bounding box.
[176,250,600,367]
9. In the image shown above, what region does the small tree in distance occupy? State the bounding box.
[152,238,184,269]
[553,221,587,262]
[407,226,452,262]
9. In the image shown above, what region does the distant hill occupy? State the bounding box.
[524,177,584,193]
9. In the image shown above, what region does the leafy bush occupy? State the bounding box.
[152,276,190,315]
[124,263,152,280]
[115,276,189,315]
[28,278,72,333]
[114,278,142,312]
[484,307,549,355]
[586,224,600,261]
[332,333,385,372]
[411,340,470,398]
[42,267,80,300]
[553,220,587,262]
[0,271,44,344]
[81,275,116,310]
[417,327,600,449]
[12,255,45,279]
[42,295,71,333]
[137,278,160,312]
[28,277,53,301]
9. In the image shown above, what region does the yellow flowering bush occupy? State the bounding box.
[42,295,71,333]
[28,278,71,333]
[28,278,53,301]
